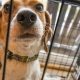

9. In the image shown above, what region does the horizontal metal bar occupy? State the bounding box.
[51,0,80,6]
[47,42,78,51]
[65,0,80,6]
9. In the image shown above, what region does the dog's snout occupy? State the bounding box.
[17,10,37,27]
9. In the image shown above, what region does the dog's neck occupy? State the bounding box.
[7,50,39,63]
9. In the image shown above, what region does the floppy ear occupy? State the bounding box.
[42,11,52,52]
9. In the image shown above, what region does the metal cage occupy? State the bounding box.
[0,0,80,80]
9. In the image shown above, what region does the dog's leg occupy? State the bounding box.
[32,60,41,80]
[25,60,41,80]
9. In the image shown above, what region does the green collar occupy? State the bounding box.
[7,51,38,63]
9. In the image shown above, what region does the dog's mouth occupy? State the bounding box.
[17,33,38,39]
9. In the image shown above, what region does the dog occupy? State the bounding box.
[0,0,52,80]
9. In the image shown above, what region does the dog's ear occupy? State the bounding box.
[42,11,52,52]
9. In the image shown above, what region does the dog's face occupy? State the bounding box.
[0,0,52,56]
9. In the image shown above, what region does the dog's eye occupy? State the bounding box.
[35,3,43,12]
[4,3,11,13]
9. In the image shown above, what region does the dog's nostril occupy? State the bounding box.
[29,14,36,22]
[17,14,25,22]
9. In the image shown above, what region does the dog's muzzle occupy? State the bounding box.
[17,10,37,27]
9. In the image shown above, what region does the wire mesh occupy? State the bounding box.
[40,0,80,80]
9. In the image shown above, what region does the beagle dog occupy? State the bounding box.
[0,0,52,80]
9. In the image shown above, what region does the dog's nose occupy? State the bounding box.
[17,10,37,27]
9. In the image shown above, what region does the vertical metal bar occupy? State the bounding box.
[2,0,13,80]
[78,75,80,80]
[67,43,80,78]
[41,0,64,80]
